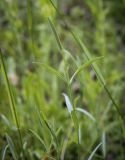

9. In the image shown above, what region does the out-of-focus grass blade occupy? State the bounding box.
[71,32,105,85]
[39,111,59,157]
[61,124,73,160]
[43,119,60,160]
[88,143,102,160]
[48,0,61,16]
[48,18,63,50]
[1,144,8,160]
[71,110,80,144]
[102,132,106,158]
[0,51,23,149]
[33,62,66,82]
[56,127,62,137]
[35,107,60,159]
[63,93,79,143]
[70,56,104,84]
[48,0,69,23]
[0,51,18,122]
[71,32,124,123]
[6,134,18,160]
[76,108,96,122]
[43,117,59,148]
[62,49,78,67]
[29,129,47,151]
[1,114,10,127]
[78,124,81,144]
[62,93,73,114]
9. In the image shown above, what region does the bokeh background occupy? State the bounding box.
[0,0,125,159]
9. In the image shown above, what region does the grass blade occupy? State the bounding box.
[6,134,18,160]
[78,124,81,144]
[1,114,10,127]
[62,93,73,114]
[1,145,8,160]
[71,32,125,123]
[102,132,106,158]
[43,119,60,160]
[88,143,102,160]
[62,49,78,67]
[71,32,105,85]
[63,93,79,143]
[35,106,60,159]
[48,0,61,16]
[76,108,96,122]
[48,18,63,50]
[0,51,23,149]
[70,56,104,84]
[29,129,47,151]
[38,110,60,158]
[71,110,79,143]
[33,62,66,82]
[43,117,59,148]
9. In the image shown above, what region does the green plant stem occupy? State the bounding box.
[0,51,24,158]
[71,32,125,125]
[48,0,125,124]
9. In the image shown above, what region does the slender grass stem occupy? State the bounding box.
[71,32,125,125]
[0,50,24,157]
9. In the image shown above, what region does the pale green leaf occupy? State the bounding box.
[1,145,8,160]
[88,143,102,160]
[62,93,73,114]
[102,132,106,158]
[76,108,96,122]
[70,56,104,84]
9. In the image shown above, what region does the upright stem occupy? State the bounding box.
[0,51,24,159]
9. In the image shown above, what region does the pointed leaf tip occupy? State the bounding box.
[62,93,73,114]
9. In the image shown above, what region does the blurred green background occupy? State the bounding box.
[0,0,125,159]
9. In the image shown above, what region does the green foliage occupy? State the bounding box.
[0,0,125,159]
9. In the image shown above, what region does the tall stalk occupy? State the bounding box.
[0,50,23,156]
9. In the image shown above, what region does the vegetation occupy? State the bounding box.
[0,0,125,159]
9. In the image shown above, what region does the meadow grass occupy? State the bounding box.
[0,0,125,159]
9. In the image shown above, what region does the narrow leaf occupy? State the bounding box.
[0,51,23,149]
[71,32,105,85]
[29,129,47,151]
[33,62,66,82]
[39,111,59,149]
[78,124,81,144]
[0,51,18,122]
[76,108,96,122]
[88,143,102,160]
[70,56,104,84]
[48,18,63,50]
[102,132,106,158]
[62,49,78,67]
[62,93,73,114]
[35,107,60,159]
[62,93,79,143]
[1,145,8,160]
[1,114,10,127]
[6,134,18,160]
[44,119,58,147]
[71,110,79,143]
[49,0,60,15]
[71,32,125,123]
